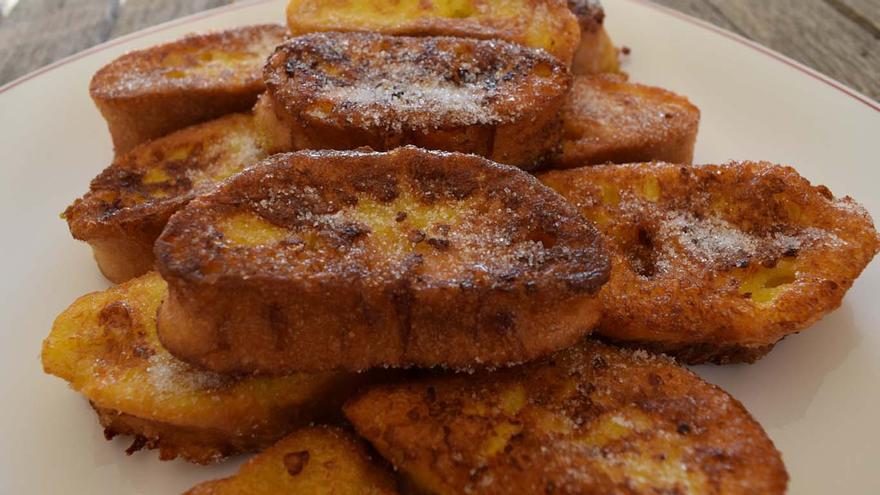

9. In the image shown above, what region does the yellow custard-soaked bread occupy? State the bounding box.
[91,24,287,154]
[65,113,266,283]
[155,148,609,374]
[41,273,361,463]
[346,340,788,495]
[259,32,571,169]
[185,427,398,494]
[541,162,880,363]
[286,0,581,65]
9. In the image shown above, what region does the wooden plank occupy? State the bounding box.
[654,0,879,100]
[650,0,745,35]
[0,0,117,84]
[706,0,879,100]
[110,0,231,38]
[829,0,880,38]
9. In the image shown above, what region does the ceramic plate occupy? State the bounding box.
[1,0,877,492]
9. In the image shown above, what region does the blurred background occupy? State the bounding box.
[0,0,877,100]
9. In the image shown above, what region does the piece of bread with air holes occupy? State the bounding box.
[184,427,399,494]
[41,273,367,464]
[345,340,789,495]
[285,0,584,67]
[553,74,700,168]
[90,24,286,155]
[154,147,610,374]
[256,32,571,170]
[540,162,880,363]
[64,113,266,283]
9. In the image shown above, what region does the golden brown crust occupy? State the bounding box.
[540,162,880,363]
[553,75,700,168]
[260,32,571,169]
[155,147,609,373]
[64,113,266,283]
[90,24,286,154]
[286,0,581,66]
[600,338,778,365]
[41,273,364,463]
[184,427,399,494]
[93,404,266,464]
[345,340,788,494]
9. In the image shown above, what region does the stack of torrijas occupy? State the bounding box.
[43,1,880,493]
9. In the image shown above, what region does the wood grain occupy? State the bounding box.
[654,0,880,100]
[0,0,117,84]
[828,0,880,34]
[0,0,877,101]
[109,0,228,39]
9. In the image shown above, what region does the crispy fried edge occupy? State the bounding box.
[64,113,265,283]
[262,33,571,169]
[41,273,371,463]
[285,0,582,65]
[554,75,700,168]
[155,147,609,373]
[540,162,880,363]
[345,340,789,494]
[90,24,286,154]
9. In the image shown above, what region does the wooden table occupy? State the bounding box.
[1,0,877,101]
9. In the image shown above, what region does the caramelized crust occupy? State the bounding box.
[185,427,399,494]
[92,404,274,464]
[345,340,788,494]
[541,162,880,363]
[41,273,363,463]
[260,32,571,169]
[286,0,581,66]
[554,75,700,168]
[155,147,609,373]
[567,0,621,74]
[64,113,266,283]
[90,24,286,154]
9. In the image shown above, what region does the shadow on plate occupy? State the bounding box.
[692,304,860,429]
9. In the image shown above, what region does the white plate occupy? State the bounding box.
[1,0,878,493]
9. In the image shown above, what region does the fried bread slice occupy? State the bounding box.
[185,426,399,494]
[155,147,610,374]
[345,340,788,494]
[41,272,363,464]
[64,113,266,283]
[554,75,700,168]
[285,0,582,67]
[90,24,286,155]
[258,32,571,169]
[540,162,880,363]
[568,0,621,74]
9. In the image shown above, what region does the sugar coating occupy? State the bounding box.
[154,149,610,373]
[160,149,607,292]
[266,32,569,132]
[558,75,700,167]
[537,161,880,364]
[554,162,858,277]
[91,24,285,97]
[317,66,501,130]
[657,212,842,272]
[146,353,227,394]
[65,114,265,240]
[345,340,789,494]
[204,182,586,285]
